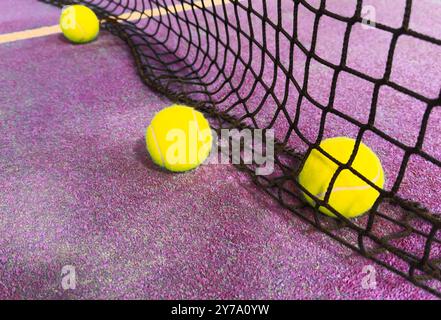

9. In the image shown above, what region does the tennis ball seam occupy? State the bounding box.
[149,124,165,168]
[315,166,383,198]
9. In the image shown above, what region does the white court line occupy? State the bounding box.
[0,0,232,45]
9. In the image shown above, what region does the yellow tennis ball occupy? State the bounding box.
[146,105,213,172]
[59,5,100,44]
[298,137,385,219]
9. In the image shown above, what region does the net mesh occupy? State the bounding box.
[40,0,441,297]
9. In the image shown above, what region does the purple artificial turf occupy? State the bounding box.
[0,0,60,34]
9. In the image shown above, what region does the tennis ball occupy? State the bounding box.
[59,5,100,44]
[298,137,385,219]
[146,105,213,172]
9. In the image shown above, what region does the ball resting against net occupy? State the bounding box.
[298,137,385,219]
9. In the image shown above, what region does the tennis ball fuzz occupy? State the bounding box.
[298,137,385,219]
[146,105,213,172]
[60,5,100,44]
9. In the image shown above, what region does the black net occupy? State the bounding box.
[40,0,441,297]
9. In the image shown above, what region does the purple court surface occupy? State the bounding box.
[0,0,440,299]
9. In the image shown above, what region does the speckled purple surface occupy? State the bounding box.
[0,0,440,299]
[0,0,60,33]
